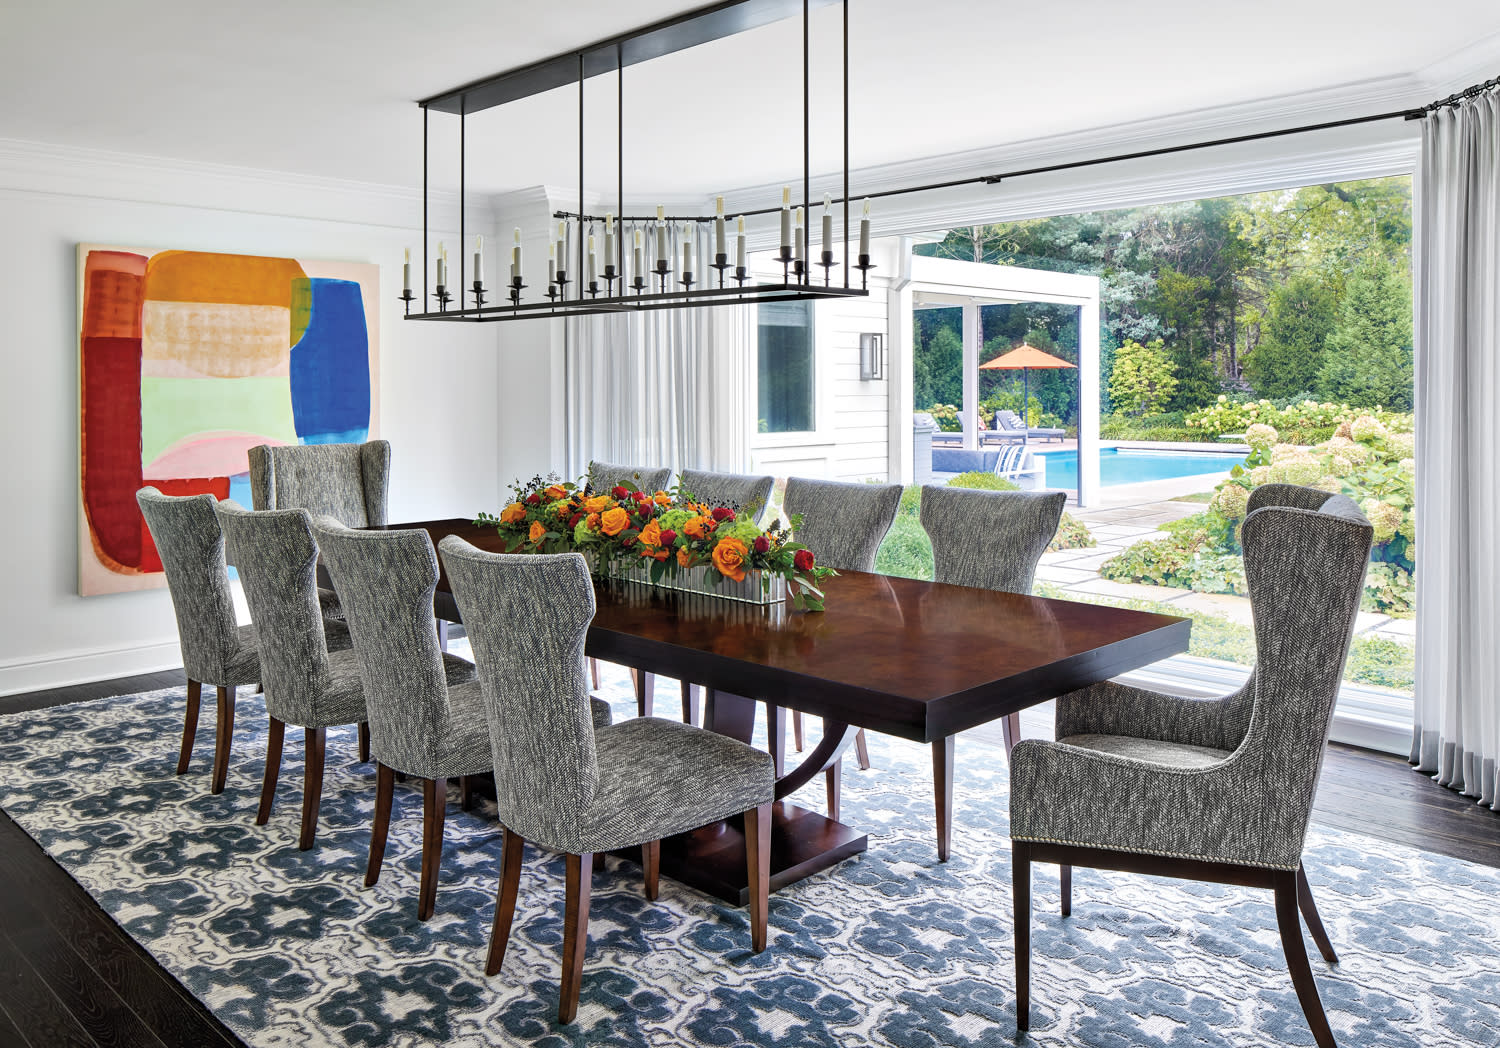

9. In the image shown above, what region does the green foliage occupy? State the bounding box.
[913,317,963,409]
[1108,339,1178,416]
[1185,396,1412,440]
[1317,261,1414,410]
[947,471,1019,492]
[1241,274,1338,398]
[1050,512,1096,552]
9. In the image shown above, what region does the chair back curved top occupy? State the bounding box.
[136,487,254,687]
[216,501,351,727]
[587,460,672,495]
[438,538,600,849]
[248,440,390,527]
[313,520,453,776]
[782,478,903,573]
[919,487,1066,593]
[678,468,775,523]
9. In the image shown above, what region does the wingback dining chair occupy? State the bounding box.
[314,520,613,920]
[137,488,265,795]
[779,477,904,815]
[1007,485,1374,1048]
[586,460,672,496]
[438,537,775,1024]
[919,486,1066,861]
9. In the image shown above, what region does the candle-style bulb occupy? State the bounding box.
[557,220,566,239]
[548,243,555,259]
[824,193,832,213]
[715,195,725,217]
[634,228,643,246]
[656,204,665,221]
[475,234,482,251]
[514,227,522,245]
[404,247,410,264]
[862,197,871,218]
[605,212,614,232]
[782,185,791,206]
[736,215,746,233]
[794,207,803,227]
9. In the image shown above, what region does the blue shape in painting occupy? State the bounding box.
[289,278,370,444]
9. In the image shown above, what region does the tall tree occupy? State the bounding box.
[1241,274,1339,399]
[1317,261,1413,409]
[1109,339,1178,416]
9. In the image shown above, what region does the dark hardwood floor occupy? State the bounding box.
[0,669,1496,1047]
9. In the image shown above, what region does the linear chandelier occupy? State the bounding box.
[403,0,871,323]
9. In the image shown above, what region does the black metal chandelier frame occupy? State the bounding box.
[404,0,871,323]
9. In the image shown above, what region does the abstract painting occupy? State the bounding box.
[77,246,380,595]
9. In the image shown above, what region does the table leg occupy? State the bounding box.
[631,669,655,718]
[933,735,955,863]
[766,704,786,778]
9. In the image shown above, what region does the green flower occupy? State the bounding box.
[657,508,694,532]
[573,520,597,544]
[1362,498,1402,543]
[1245,423,1279,450]
[1350,415,1387,443]
[719,520,764,546]
[1210,483,1250,520]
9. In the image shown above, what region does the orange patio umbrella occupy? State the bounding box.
[979,343,1077,436]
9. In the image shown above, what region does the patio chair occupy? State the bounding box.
[996,409,1066,443]
[1008,484,1374,1048]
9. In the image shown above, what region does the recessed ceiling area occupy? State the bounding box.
[3,0,1498,197]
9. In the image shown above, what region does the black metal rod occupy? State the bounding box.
[406,281,868,322]
[618,42,625,284]
[802,0,809,285]
[460,102,466,312]
[1423,74,1500,113]
[422,105,428,307]
[842,0,848,287]
[579,51,585,303]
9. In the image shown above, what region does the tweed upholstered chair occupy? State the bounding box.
[1008,485,1374,1048]
[438,537,775,1024]
[137,488,265,795]
[919,486,1066,860]
[586,460,672,496]
[315,521,614,920]
[780,478,904,809]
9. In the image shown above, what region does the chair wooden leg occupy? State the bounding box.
[459,774,476,812]
[766,704,786,778]
[558,852,593,1024]
[745,803,771,953]
[791,709,804,752]
[641,839,660,901]
[933,735,955,862]
[1001,712,1020,757]
[365,762,394,887]
[210,685,236,795]
[588,657,601,690]
[1060,864,1072,917]
[298,726,326,851]
[680,681,699,726]
[824,759,842,822]
[854,727,871,771]
[357,721,370,764]
[1297,864,1339,964]
[1013,841,1032,1032]
[256,717,285,825]
[417,777,447,921]
[1274,870,1338,1048]
[177,679,202,775]
[485,828,525,976]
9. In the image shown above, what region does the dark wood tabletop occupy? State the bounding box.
[394,518,1191,745]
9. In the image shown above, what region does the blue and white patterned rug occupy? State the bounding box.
[1,666,1498,1047]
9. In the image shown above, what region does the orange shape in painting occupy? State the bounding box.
[142,302,292,378]
[144,251,307,310]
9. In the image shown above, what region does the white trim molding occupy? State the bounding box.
[0,638,183,698]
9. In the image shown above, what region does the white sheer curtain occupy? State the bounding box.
[563,223,754,480]
[1411,85,1500,809]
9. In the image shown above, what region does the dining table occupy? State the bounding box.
[348,518,1191,906]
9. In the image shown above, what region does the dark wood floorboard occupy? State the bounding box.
[1,664,1497,1046]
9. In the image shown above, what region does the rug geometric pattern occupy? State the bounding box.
[1,668,1497,1047]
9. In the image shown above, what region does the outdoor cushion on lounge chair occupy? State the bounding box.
[996,410,1066,443]
[930,446,1043,488]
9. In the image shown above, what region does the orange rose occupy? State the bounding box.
[544,484,568,500]
[653,549,670,562]
[638,519,663,549]
[683,515,712,539]
[653,491,673,506]
[712,536,749,582]
[499,502,526,524]
[586,512,601,530]
[600,507,631,537]
[677,547,693,568]
[528,520,546,544]
[585,495,612,513]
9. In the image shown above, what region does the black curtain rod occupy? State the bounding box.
[552,73,1498,226]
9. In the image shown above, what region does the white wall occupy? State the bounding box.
[0,142,509,695]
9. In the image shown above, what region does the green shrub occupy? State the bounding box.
[947,471,1019,492]
[1050,512,1096,552]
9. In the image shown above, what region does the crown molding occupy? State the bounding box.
[0,137,495,232]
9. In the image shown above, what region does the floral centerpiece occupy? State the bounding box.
[476,475,837,610]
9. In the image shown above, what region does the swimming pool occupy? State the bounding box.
[1036,448,1248,489]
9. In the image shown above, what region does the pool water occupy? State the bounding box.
[1037,448,1248,489]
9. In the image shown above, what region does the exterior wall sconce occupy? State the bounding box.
[860,332,885,381]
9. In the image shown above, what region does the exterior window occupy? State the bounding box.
[758,300,814,433]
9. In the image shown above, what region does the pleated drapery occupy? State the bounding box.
[563,222,754,481]
[1411,85,1500,809]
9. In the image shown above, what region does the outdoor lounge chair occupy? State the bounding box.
[995,409,1066,443]
[929,445,1044,489]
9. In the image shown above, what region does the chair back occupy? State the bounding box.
[136,488,243,685]
[314,520,449,773]
[996,410,1026,432]
[215,501,333,723]
[1231,485,1373,866]
[678,468,774,522]
[438,537,600,849]
[783,478,902,573]
[248,440,390,527]
[587,460,672,495]
[919,487,1065,592]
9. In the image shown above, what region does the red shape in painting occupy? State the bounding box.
[138,477,231,573]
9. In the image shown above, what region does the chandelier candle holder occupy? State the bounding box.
[403,0,869,323]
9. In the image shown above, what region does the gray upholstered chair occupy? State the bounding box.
[218,501,474,850]
[314,520,614,920]
[586,460,672,496]
[137,488,264,795]
[780,478,904,810]
[1008,485,1374,1048]
[919,486,1066,860]
[438,537,775,1025]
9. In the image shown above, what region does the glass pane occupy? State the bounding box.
[758,300,814,433]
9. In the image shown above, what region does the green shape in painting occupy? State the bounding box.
[290,276,313,347]
[140,376,299,468]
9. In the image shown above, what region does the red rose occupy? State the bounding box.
[633,490,650,502]
[525,493,541,505]
[711,507,735,522]
[659,529,677,545]
[568,512,584,528]
[793,549,815,572]
[636,502,654,519]
[611,485,630,499]
[753,536,770,554]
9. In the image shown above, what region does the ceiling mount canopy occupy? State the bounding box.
[403,0,872,324]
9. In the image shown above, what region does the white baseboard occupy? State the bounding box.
[0,639,183,698]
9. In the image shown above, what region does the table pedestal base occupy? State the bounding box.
[614,799,867,906]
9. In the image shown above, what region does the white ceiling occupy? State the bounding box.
[3,0,1498,200]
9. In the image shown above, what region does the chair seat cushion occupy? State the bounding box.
[1058,733,1232,769]
[578,717,775,853]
